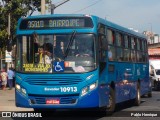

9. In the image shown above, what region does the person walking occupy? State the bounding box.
[7,68,14,90]
[1,69,8,90]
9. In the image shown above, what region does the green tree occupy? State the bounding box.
[0,0,45,48]
[0,2,8,48]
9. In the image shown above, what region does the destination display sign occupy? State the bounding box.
[20,17,93,29]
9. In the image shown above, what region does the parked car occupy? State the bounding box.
[149,60,160,90]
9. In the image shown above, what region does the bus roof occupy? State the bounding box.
[95,16,146,39]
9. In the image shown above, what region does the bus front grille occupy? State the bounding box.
[24,76,83,86]
[29,94,78,105]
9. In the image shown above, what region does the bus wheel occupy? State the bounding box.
[134,83,141,106]
[106,87,115,115]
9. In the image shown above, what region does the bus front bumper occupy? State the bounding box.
[15,88,100,109]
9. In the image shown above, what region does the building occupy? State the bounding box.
[148,48,160,60]
[143,31,160,60]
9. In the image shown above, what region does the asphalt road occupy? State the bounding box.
[0,88,160,120]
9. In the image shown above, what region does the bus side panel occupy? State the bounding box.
[99,67,110,107]
[115,62,137,103]
[138,63,151,96]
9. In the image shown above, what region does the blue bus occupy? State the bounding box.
[15,14,152,113]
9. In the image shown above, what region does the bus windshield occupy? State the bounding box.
[17,34,96,73]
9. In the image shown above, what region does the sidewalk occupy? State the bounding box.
[0,88,33,111]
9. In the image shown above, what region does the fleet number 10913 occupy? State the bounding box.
[60,87,77,92]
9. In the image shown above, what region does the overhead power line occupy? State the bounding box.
[54,0,68,5]
[72,0,103,14]
[55,0,70,9]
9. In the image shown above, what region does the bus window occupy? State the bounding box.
[99,35,107,62]
[43,43,53,64]
[131,37,135,49]
[144,40,148,52]
[62,34,96,73]
[98,24,106,35]
[54,41,64,59]
[107,29,115,45]
[124,35,129,48]
[138,52,142,62]
[116,33,123,61]
[142,52,148,62]
[137,38,141,50]
[141,52,145,62]
[131,50,136,62]
[117,48,123,61]
[21,35,53,73]
[108,45,116,61]
[22,36,33,64]
[141,40,145,51]
[137,51,140,62]
[124,49,130,61]
[123,35,130,61]
[116,33,123,46]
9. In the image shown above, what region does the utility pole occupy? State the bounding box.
[41,0,45,14]
[149,23,153,43]
[50,0,70,14]
[51,4,55,14]
[8,13,10,39]
[7,1,11,69]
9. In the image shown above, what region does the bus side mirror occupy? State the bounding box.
[7,39,12,52]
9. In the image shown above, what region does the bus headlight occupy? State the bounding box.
[16,84,21,90]
[15,84,27,96]
[81,87,88,96]
[21,88,27,95]
[81,81,97,96]
[89,82,97,90]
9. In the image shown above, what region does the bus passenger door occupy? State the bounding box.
[98,31,109,107]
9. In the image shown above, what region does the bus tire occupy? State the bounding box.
[106,87,115,115]
[134,83,141,106]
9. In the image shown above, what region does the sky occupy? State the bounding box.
[1,0,158,34]
[35,0,160,34]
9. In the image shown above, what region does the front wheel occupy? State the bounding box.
[106,87,116,115]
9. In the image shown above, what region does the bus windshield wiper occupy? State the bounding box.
[64,30,76,58]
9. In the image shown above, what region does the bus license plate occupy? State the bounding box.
[46,99,60,104]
